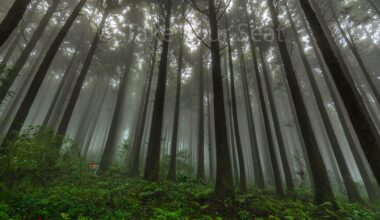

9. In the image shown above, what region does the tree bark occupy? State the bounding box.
[0,30,22,71]
[224,52,239,187]
[206,67,214,180]
[73,75,102,144]
[81,81,110,156]
[41,42,81,127]
[168,22,185,181]
[0,0,32,47]
[129,37,158,176]
[286,4,362,202]
[303,0,380,187]
[0,0,87,153]
[56,9,108,137]
[330,7,380,103]
[99,33,138,172]
[225,16,247,192]
[143,0,172,181]
[0,0,39,69]
[242,0,291,193]
[0,0,58,103]
[266,0,337,207]
[298,4,379,201]
[197,27,205,181]
[207,0,234,196]
[0,33,52,136]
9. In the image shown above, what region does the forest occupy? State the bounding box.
[0,0,380,219]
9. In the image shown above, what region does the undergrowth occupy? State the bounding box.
[0,128,379,219]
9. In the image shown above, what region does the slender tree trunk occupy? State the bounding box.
[129,37,158,176]
[242,1,290,193]
[81,81,110,156]
[257,46,293,195]
[0,0,32,47]
[39,4,95,127]
[0,0,53,103]
[99,33,138,171]
[329,7,380,103]
[298,5,379,201]
[0,0,39,68]
[143,0,172,181]
[286,4,362,202]
[0,0,87,153]
[46,51,85,130]
[42,42,81,127]
[0,0,58,103]
[206,69,214,180]
[56,10,108,137]
[0,35,52,136]
[197,29,205,181]
[168,22,185,181]
[207,0,234,196]
[0,30,22,70]
[224,53,239,186]
[303,0,380,187]
[225,16,247,192]
[223,53,239,187]
[266,0,337,207]
[73,76,102,143]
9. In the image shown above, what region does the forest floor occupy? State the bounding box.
[1,173,379,220]
[0,129,379,219]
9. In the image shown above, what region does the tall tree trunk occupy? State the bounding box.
[257,46,293,195]
[224,53,239,186]
[0,0,60,103]
[266,0,337,207]
[302,0,380,187]
[222,50,240,187]
[286,4,362,202]
[206,68,214,180]
[0,34,52,136]
[41,42,81,127]
[0,30,22,71]
[168,22,185,181]
[225,16,247,192]
[0,0,87,153]
[0,0,32,47]
[197,28,205,181]
[129,37,158,176]
[207,0,234,196]
[242,0,290,193]
[330,7,380,103]
[298,4,379,201]
[99,33,138,171]
[46,52,85,130]
[73,75,102,143]
[81,81,110,156]
[56,9,108,137]
[143,0,172,181]
[0,0,39,69]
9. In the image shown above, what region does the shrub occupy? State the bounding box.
[0,127,85,185]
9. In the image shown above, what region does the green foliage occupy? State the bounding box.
[0,132,379,219]
[1,175,379,219]
[0,127,86,185]
[159,150,193,178]
[118,139,130,162]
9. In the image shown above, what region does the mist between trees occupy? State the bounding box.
[0,0,379,214]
